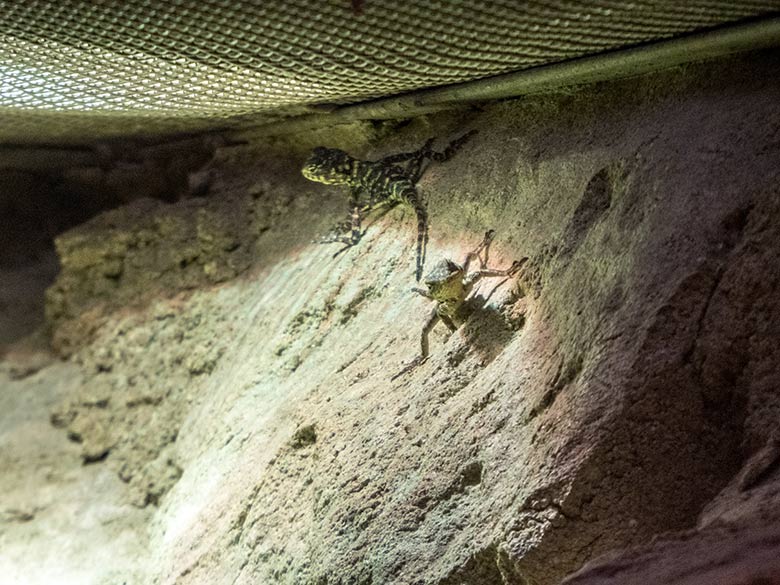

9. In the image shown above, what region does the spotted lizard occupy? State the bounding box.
[301,130,476,280]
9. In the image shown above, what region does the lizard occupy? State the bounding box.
[392,229,526,379]
[301,130,477,281]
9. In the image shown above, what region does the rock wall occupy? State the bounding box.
[1,50,779,584]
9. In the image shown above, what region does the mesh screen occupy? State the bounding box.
[1,0,778,144]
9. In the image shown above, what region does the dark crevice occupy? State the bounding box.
[528,354,583,421]
[558,165,615,259]
[681,265,724,369]
[83,449,110,465]
[684,204,755,405]
[291,423,318,449]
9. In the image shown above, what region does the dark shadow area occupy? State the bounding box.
[0,170,65,347]
[457,290,525,368]
[0,138,222,350]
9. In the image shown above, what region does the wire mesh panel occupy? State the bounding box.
[1,0,778,143]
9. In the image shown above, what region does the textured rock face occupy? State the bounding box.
[2,51,780,585]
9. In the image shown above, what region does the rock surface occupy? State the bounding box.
[1,50,780,584]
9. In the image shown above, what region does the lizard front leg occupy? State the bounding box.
[324,187,367,256]
[331,203,364,257]
[317,187,362,245]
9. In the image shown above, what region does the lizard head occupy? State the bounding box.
[302,147,354,185]
[424,259,466,302]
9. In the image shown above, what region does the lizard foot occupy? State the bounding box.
[332,243,356,258]
[390,356,428,381]
[508,257,529,276]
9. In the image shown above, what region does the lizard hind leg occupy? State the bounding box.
[405,133,474,184]
[430,129,478,164]
[380,138,435,184]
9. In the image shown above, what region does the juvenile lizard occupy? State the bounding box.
[301,130,476,280]
[393,230,526,378]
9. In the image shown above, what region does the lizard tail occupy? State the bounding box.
[399,185,428,280]
[413,199,428,281]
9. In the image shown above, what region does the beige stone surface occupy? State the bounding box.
[0,362,151,585]
[1,50,779,585]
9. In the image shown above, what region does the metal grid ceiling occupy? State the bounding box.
[1,0,779,144]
